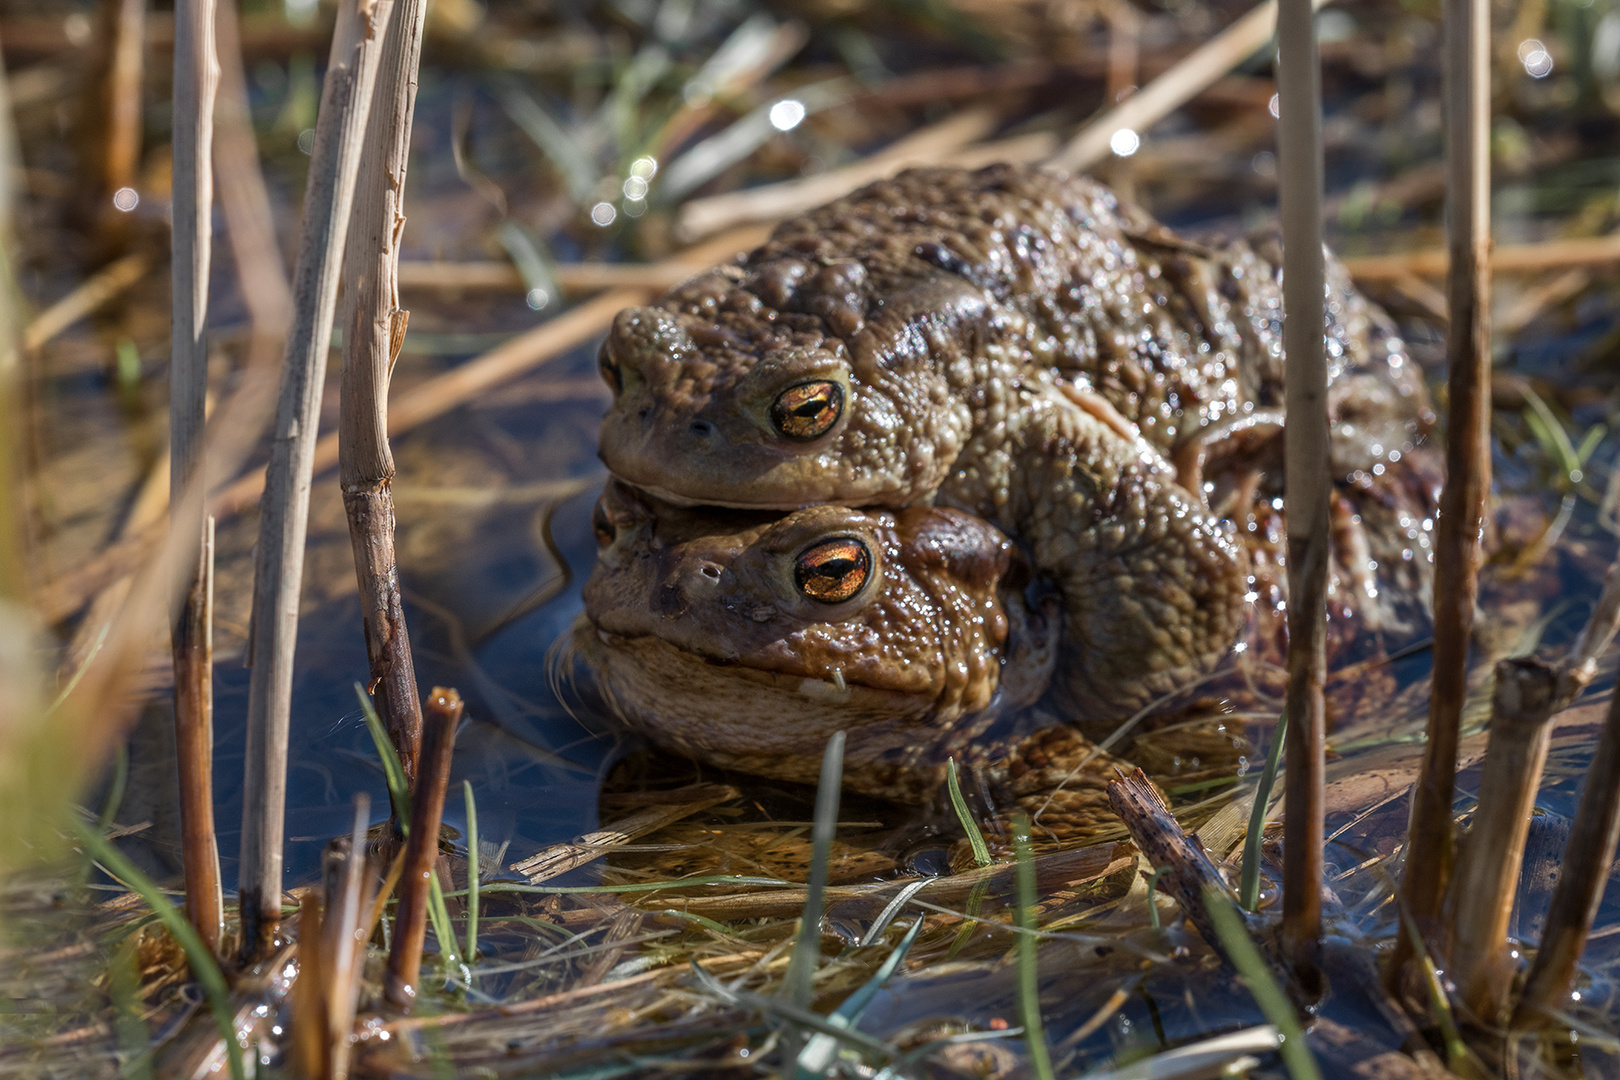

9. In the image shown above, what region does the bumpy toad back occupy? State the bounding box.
[595,164,1436,729]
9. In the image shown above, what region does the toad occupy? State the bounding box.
[573,479,1125,832]
[596,165,1435,728]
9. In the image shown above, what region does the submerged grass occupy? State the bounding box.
[1013,813,1055,1080]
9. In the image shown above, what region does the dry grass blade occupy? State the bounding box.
[338,0,429,785]
[1276,0,1328,980]
[324,796,375,1079]
[1342,233,1620,280]
[239,0,399,961]
[1396,0,1494,970]
[510,784,739,883]
[1048,0,1329,173]
[20,252,147,353]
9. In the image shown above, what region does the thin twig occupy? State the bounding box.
[101,0,145,208]
[1395,0,1492,969]
[338,0,429,786]
[385,687,462,1009]
[1048,0,1329,173]
[239,0,398,963]
[1276,0,1327,985]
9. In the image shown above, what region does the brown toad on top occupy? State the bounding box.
[596,165,1435,729]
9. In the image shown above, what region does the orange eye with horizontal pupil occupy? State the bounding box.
[794,538,870,603]
[771,382,844,441]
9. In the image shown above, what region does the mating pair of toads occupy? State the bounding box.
[568,164,1441,839]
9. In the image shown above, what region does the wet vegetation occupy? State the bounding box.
[5,0,1620,1076]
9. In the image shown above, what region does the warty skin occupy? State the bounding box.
[596,164,1435,729]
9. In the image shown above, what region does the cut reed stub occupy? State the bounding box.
[1445,658,1563,1026]
[384,686,463,1010]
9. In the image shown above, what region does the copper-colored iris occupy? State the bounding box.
[770,381,843,441]
[592,497,616,548]
[794,538,870,603]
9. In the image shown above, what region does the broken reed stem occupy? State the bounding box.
[239,0,397,963]
[1106,769,1248,958]
[1446,659,1563,1024]
[1515,685,1620,1024]
[385,687,462,1010]
[1276,0,1328,982]
[170,0,222,954]
[339,0,429,788]
[1396,0,1493,964]
[1048,0,1328,174]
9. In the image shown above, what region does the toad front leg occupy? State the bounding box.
[943,386,1249,734]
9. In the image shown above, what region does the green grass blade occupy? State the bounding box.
[74,819,245,1080]
[1013,814,1055,1080]
[356,683,410,825]
[463,780,480,962]
[1240,709,1287,912]
[1203,887,1320,1080]
[858,878,931,946]
[780,731,846,1078]
[795,917,924,1078]
[1144,866,1169,931]
[428,873,465,979]
[946,758,992,868]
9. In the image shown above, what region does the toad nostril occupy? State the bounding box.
[637,406,651,422]
[690,420,714,437]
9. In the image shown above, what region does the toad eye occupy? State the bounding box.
[770,381,844,441]
[592,498,616,548]
[794,538,871,604]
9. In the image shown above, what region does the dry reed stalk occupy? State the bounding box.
[1439,564,1620,1020]
[239,0,398,963]
[1396,0,1493,962]
[20,251,148,352]
[323,795,374,1080]
[1275,0,1327,980]
[1048,0,1329,174]
[338,0,429,786]
[1514,687,1620,1023]
[1446,661,1564,1023]
[384,687,462,1009]
[170,0,223,955]
[288,891,328,1078]
[1342,233,1620,280]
